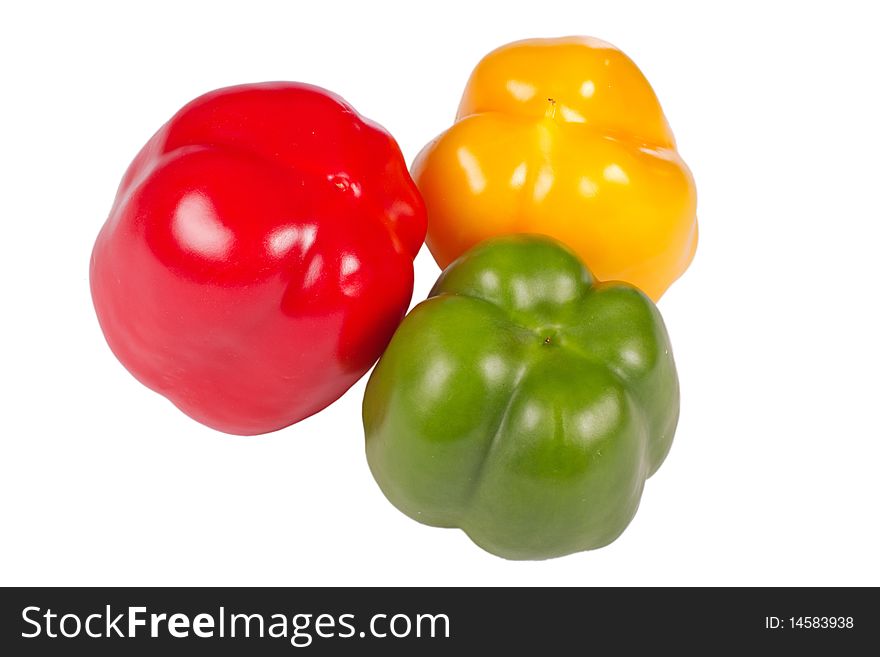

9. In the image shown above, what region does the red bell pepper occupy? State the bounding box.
[90,83,426,435]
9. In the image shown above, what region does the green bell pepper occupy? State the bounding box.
[363,235,679,559]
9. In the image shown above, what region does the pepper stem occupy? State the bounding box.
[545,98,557,120]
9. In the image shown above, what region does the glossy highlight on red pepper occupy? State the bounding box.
[91,82,426,435]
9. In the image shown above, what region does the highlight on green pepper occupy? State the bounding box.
[363,235,679,559]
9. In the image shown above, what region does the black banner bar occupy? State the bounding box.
[1,587,874,654]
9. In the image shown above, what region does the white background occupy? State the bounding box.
[2,1,878,586]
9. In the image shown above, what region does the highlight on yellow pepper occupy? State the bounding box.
[412,36,697,300]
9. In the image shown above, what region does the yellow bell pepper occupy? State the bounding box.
[412,36,698,300]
